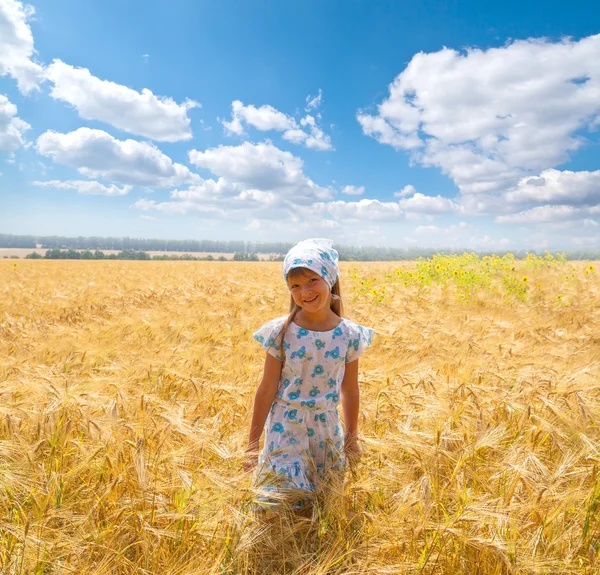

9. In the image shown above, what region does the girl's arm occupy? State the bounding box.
[244,353,282,471]
[340,359,361,464]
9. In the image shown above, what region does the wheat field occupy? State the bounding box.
[1,257,599,574]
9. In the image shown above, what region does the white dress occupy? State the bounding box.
[252,316,374,506]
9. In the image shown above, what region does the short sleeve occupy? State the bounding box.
[253,318,285,361]
[345,323,374,363]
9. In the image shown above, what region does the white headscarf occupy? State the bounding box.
[282,238,340,288]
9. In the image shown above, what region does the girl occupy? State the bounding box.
[244,238,374,510]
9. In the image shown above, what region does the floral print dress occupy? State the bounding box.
[252,316,374,506]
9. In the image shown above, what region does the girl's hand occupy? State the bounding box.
[244,443,259,473]
[345,433,362,467]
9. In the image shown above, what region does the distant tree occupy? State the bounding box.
[233,252,259,261]
[25,252,43,259]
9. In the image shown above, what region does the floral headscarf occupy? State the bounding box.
[283,238,340,288]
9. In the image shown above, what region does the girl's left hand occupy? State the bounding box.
[345,434,362,467]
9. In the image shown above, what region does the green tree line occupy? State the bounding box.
[2,233,599,260]
[24,249,231,261]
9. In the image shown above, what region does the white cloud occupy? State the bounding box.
[398,192,459,213]
[415,225,439,233]
[300,114,333,151]
[394,184,416,198]
[359,34,600,199]
[222,100,333,150]
[189,141,332,203]
[132,198,224,216]
[305,89,323,111]
[342,185,365,196]
[0,94,30,153]
[32,179,132,196]
[415,221,469,235]
[45,60,199,142]
[134,141,336,221]
[496,205,584,224]
[357,113,421,150]
[36,127,200,187]
[311,198,404,222]
[0,0,44,93]
[282,128,308,144]
[222,100,295,135]
[505,169,600,206]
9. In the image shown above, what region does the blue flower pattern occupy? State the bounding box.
[324,346,340,360]
[309,385,321,397]
[290,346,306,360]
[251,316,374,503]
[311,365,324,377]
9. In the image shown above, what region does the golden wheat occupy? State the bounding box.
[1,259,599,574]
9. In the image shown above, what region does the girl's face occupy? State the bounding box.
[287,268,331,312]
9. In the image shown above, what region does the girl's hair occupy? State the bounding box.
[277,267,343,362]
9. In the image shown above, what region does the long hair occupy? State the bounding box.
[277,268,343,362]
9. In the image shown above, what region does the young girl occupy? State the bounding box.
[244,238,374,510]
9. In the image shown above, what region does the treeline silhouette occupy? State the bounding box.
[2,233,599,261]
[24,249,231,261]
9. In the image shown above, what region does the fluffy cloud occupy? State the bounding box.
[32,179,132,196]
[397,192,459,213]
[36,128,200,187]
[299,115,333,151]
[505,169,600,206]
[189,141,332,203]
[45,60,199,142]
[394,184,416,198]
[222,100,333,150]
[134,141,336,220]
[0,0,44,93]
[495,205,585,224]
[359,34,600,200]
[0,94,30,152]
[223,100,295,135]
[342,185,365,196]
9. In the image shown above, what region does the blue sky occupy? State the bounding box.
[1,0,599,250]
